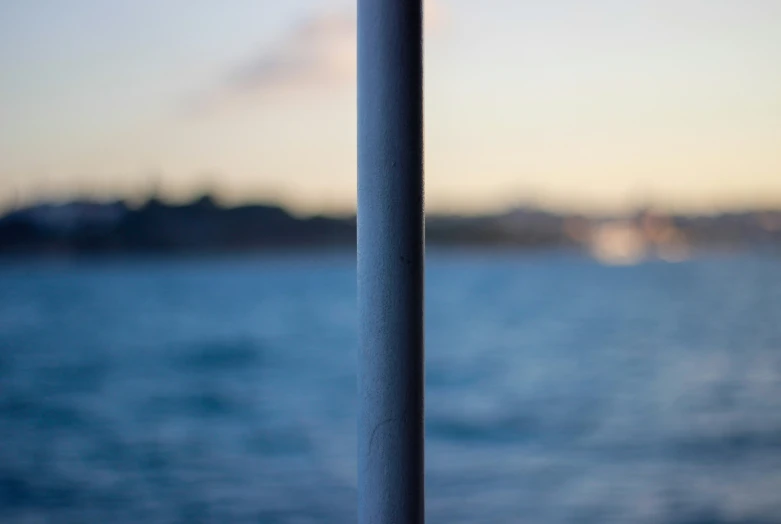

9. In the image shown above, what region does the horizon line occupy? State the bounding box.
[4,190,781,219]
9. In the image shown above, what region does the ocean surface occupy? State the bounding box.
[2,252,781,523]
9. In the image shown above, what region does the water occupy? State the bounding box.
[2,252,781,523]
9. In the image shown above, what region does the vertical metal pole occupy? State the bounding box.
[357,0,424,523]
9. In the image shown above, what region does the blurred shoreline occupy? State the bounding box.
[2,194,781,262]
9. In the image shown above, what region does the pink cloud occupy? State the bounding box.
[227,13,356,94]
[190,1,446,113]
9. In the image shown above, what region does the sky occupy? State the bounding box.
[1,0,780,215]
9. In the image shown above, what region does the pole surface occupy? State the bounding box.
[357,0,424,523]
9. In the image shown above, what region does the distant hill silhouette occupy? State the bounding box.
[1,194,780,256]
[0,196,354,255]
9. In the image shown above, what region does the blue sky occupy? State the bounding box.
[1,0,780,214]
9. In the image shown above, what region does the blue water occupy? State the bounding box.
[2,252,781,523]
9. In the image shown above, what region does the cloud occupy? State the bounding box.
[229,13,356,95]
[191,1,446,113]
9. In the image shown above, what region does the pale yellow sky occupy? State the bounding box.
[1,0,780,214]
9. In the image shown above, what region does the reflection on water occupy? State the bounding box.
[1,253,781,523]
